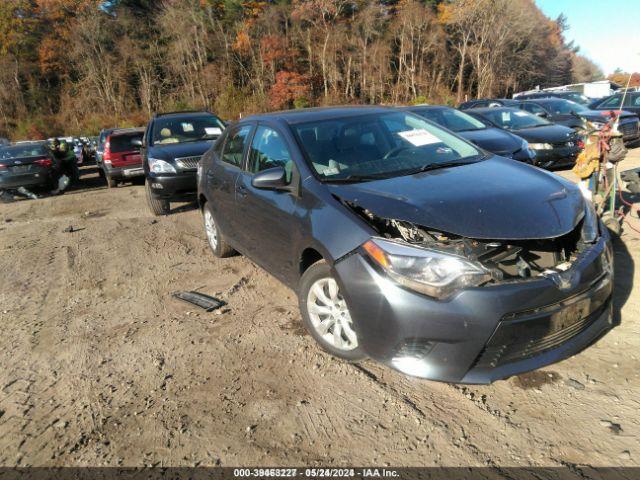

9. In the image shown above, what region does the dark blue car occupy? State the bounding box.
[404,105,536,164]
[142,111,226,215]
[198,106,613,384]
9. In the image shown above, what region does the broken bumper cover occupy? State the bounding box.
[333,230,613,384]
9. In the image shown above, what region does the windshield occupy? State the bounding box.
[152,114,225,145]
[292,111,483,181]
[411,108,486,132]
[478,109,550,130]
[0,144,48,160]
[544,100,588,115]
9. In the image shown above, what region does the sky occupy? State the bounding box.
[535,0,640,75]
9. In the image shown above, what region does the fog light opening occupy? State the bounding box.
[391,356,433,378]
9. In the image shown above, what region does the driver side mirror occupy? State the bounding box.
[535,111,548,118]
[251,166,290,191]
[131,139,143,147]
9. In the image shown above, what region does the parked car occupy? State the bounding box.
[96,128,117,177]
[101,128,145,188]
[466,107,581,169]
[459,98,519,109]
[0,141,58,192]
[589,91,640,116]
[515,91,591,105]
[404,105,536,164]
[198,106,613,384]
[517,98,640,144]
[142,110,226,215]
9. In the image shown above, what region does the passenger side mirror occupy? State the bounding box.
[131,139,143,147]
[535,111,548,118]
[251,167,289,191]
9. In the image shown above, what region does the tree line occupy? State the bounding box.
[0,0,605,139]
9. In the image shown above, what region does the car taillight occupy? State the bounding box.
[103,140,112,164]
[34,158,52,167]
[577,139,585,150]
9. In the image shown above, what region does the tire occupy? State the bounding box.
[106,174,117,188]
[298,261,366,361]
[145,178,169,216]
[202,202,235,258]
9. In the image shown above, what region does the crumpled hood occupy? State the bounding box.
[329,156,585,240]
[459,127,522,154]
[149,140,216,160]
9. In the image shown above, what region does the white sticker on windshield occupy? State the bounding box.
[181,122,194,132]
[514,111,528,117]
[323,166,340,176]
[205,127,222,135]
[501,112,511,122]
[397,129,441,146]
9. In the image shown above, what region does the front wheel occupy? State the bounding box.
[145,178,169,216]
[298,261,366,361]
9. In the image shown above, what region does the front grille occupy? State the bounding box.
[619,121,639,137]
[175,156,201,171]
[473,275,611,369]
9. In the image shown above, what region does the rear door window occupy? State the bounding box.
[221,125,252,168]
[521,103,547,115]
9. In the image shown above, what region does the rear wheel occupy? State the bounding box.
[203,203,235,258]
[145,178,169,216]
[299,261,366,361]
[106,174,117,188]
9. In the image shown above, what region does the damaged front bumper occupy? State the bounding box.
[333,229,614,384]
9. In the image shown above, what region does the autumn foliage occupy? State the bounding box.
[0,0,606,139]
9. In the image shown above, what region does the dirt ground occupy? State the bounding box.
[1,150,639,469]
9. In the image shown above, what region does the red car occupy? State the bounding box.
[102,128,145,188]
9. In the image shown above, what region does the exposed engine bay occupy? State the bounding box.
[347,202,592,283]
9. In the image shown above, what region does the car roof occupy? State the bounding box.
[108,127,145,136]
[404,105,451,111]
[153,110,215,119]
[468,107,521,114]
[239,105,396,125]
[521,98,570,104]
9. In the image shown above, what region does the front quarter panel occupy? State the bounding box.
[295,176,374,268]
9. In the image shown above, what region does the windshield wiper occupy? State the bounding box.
[324,174,389,183]
[409,158,482,175]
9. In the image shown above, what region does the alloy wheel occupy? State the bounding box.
[306,277,358,351]
[204,209,218,250]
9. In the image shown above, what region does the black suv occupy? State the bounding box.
[141,111,226,215]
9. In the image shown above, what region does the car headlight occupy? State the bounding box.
[529,143,553,150]
[362,238,491,299]
[520,138,536,158]
[578,188,599,243]
[149,157,176,174]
